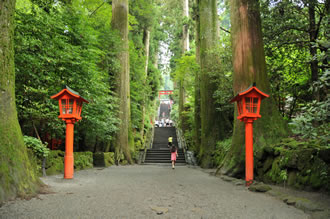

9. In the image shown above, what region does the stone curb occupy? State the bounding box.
[204,169,330,219]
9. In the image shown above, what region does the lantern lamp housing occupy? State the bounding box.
[230,84,269,122]
[51,86,89,121]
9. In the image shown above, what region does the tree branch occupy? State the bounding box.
[276,40,310,47]
[315,8,326,39]
[220,26,230,34]
[89,2,105,18]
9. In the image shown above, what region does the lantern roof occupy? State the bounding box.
[51,86,89,103]
[230,83,269,103]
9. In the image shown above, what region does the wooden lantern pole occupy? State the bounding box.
[245,118,254,186]
[64,119,75,179]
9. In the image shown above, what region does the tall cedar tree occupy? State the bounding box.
[140,28,150,138]
[194,0,201,154]
[179,0,189,132]
[0,0,39,203]
[198,0,229,167]
[111,0,133,163]
[221,0,288,176]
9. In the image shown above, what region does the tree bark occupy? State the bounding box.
[111,0,133,164]
[308,0,319,100]
[221,0,288,176]
[182,0,189,53]
[140,29,150,138]
[194,0,201,155]
[179,0,189,131]
[199,0,228,167]
[0,0,39,203]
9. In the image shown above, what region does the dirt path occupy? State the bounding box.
[0,165,310,218]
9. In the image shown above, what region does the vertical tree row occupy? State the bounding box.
[0,0,39,202]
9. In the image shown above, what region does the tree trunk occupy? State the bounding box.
[182,0,189,53]
[179,0,189,131]
[111,0,132,164]
[221,0,288,176]
[199,0,228,167]
[0,0,39,203]
[140,29,150,138]
[308,0,319,100]
[194,0,201,154]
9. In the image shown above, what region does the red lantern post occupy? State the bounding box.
[51,86,89,179]
[230,83,269,186]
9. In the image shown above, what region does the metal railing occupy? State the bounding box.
[140,126,154,164]
[176,127,188,162]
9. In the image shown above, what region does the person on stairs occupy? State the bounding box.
[168,136,173,148]
[170,145,178,169]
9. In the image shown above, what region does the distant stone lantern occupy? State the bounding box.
[51,86,89,179]
[230,83,269,186]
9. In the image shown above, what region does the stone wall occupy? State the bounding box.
[93,152,115,167]
[254,138,330,192]
[45,150,94,175]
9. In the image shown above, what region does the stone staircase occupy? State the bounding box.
[144,127,186,164]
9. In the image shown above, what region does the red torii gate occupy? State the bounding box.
[158,90,173,99]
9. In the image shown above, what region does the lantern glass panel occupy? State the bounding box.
[253,98,259,113]
[61,99,66,114]
[245,97,252,113]
[61,99,74,114]
[68,99,73,114]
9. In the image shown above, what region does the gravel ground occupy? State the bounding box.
[0,165,309,219]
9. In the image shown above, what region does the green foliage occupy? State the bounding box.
[14,0,120,150]
[212,138,232,167]
[257,138,330,191]
[44,150,93,175]
[280,169,288,182]
[211,33,233,114]
[172,54,199,97]
[23,136,49,158]
[129,0,162,145]
[261,0,328,118]
[74,152,93,170]
[289,72,330,145]
[289,98,329,145]
[45,150,64,175]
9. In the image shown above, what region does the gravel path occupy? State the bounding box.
[0,165,309,219]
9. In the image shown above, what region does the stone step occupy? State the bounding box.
[144,160,186,163]
[146,127,186,164]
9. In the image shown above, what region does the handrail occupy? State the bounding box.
[141,126,154,163]
[175,127,188,162]
[175,127,197,166]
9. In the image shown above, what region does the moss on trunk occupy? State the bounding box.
[198,0,229,168]
[111,0,133,164]
[179,0,189,133]
[140,29,150,138]
[221,0,288,176]
[0,0,40,203]
[194,0,201,154]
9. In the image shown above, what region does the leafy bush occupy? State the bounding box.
[74,152,93,170]
[213,138,232,167]
[45,150,93,175]
[24,135,49,158]
[45,150,64,175]
[289,99,329,145]
[289,71,330,146]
